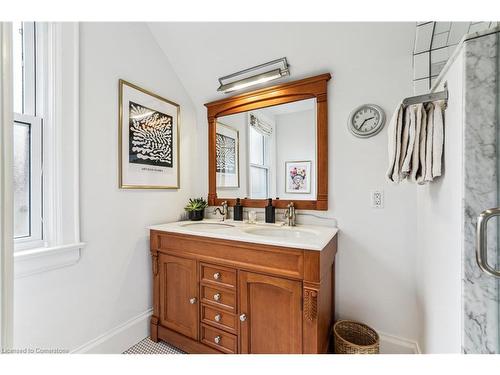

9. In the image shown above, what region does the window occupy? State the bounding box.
[13,22,43,250]
[11,22,83,277]
[248,124,269,199]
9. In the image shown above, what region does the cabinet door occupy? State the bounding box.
[158,254,198,340]
[239,271,302,353]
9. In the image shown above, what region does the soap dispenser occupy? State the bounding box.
[265,198,275,223]
[233,198,243,221]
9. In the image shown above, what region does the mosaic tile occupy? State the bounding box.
[123,337,185,354]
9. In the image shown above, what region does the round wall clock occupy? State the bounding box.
[347,104,386,138]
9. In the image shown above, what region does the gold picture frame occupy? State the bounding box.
[118,79,180,189]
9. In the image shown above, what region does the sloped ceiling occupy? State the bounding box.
[147,22,415,107]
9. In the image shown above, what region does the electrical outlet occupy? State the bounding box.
[371,190,384,208]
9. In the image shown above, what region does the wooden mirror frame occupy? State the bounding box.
[205,73,331,211]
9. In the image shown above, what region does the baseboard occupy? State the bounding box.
[71,310,420,354]
[71,309,152,354]
[378,331,421,354]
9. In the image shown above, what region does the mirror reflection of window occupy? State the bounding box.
[249,125,265,165]
[248,123,270,199]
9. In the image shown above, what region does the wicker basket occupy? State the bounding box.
[333,320,380,354]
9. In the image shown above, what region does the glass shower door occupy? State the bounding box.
[475,32,500,353]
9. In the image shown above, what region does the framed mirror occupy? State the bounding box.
[205,73,331,210]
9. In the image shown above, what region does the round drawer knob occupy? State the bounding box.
[213,293,221,301]
[214,335,221,344]
[213,272,221,280]
[189,297,197,304]
[239,313,247,322]
[214,314,222,322]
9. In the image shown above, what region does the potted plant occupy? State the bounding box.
[184,197,208,221]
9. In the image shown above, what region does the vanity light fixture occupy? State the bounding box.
[217,57,290,93]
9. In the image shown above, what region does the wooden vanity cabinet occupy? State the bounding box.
[150,230,337,354]
[157,254,198,340]
[239,271,303,354]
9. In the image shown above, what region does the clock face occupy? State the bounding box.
[348,104,385,138]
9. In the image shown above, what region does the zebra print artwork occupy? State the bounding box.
[128,101,173,168]
[216,133,236,174]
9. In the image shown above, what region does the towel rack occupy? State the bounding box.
[402,83,448,107]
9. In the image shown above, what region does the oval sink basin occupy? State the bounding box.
[242,227,317,240]
[180,222,235,230]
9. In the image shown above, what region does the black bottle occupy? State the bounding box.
[265,198,275,223]
[233,198,243,221]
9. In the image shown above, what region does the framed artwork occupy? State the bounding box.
[285,160,311,194]
[119,79,180,189]
[216,123,239,188]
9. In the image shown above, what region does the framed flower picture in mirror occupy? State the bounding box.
[285,160,311,194]
[118,79,180,189]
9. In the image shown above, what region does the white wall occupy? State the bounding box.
[13,22,199,352]
[148,22,421,348]
[415,47,464,353]
[275,109,316,200]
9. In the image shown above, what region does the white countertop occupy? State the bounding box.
[149,219,338,251]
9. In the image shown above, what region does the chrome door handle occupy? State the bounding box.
[189,297,197,304]
[476,208,500,278]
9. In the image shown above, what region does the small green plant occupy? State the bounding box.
[184,197,208,212]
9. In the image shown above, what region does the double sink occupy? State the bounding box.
[181,221,318,240]
[150,219,338,251]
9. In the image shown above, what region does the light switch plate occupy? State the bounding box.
[371,190,384,208]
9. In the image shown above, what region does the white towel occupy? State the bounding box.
[415,104,428,184]
[401,105,417,176]
[387,99,445,184]
[432,100,445,178]
[410,104,424,183]
[386,103,404,183]
[399,108,411,180]
[424,103,434,182]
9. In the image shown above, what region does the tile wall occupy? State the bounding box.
[413,21,498,94]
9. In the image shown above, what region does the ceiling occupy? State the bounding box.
[147,22,416,109]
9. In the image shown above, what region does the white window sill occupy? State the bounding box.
[14,242,86,278]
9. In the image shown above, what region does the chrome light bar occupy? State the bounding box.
[217,57,290,94]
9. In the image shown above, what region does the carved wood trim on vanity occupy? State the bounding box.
[150,230,338,354]
[304,289,318,321]
[205,73,332,211]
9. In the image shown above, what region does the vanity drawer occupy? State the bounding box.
[200,263,236,290]
[201,304,237,334]
[201,284,236,312]
[200,324,237,354]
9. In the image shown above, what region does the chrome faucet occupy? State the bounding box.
[284,202,296,226]
[213,201,229,221]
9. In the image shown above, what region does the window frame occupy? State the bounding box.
[12,22,84,278]
[13,22,44,251]
[13,22,36,116]
[21,22,36,116]
[13,113,43,250]
[248,124,270,199]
